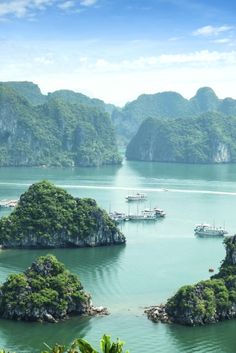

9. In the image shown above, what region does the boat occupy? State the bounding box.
[128,212,157,221]
[109,211,128,222]
[142,208,166,218]
[127,206,166,221]
[194,224,228,237]
[125,193,147,202]
[0,199,18,209]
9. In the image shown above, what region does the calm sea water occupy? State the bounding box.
[0,161,236,353]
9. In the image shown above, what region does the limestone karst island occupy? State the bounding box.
[0,181,125,248]
[146,235,236,326]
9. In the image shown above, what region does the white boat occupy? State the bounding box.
[194,224,228,237]
[142,208,166,218]
[125,193,147,202]
[0,199,18,209]
[109,211,128,222]
[127,206,166,221]
[128,212,157,221]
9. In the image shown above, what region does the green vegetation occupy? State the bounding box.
[165,235,236,325]
[0,81,46,106]
[126,113,236,163]
[112,87,236,144]
[42,334,129,353]
[0,181,125,248]
[0,254,91,322]
[0,334,129,353]
[0,83,121,167]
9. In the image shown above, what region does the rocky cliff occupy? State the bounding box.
[0,181,126,249]
[0,83,121,167]
[126,113,236,164]
[146,235,236,326]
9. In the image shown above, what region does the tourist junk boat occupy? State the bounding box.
[0,199,18,209]
[109,211,128,223]
[128,207,166,221]
[194,223,228,237]
[109,205,166,223]
[143,208,166,218]
[125,192,147,202]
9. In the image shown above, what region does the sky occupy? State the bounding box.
[0,0,236,106]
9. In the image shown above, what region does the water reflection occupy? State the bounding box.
[0,315,92,353]
[166,320,236,353]
[126,160,236,183]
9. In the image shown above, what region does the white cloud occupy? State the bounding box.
[1,40,236,105]
[34,55,54,64]
[212,38,231,44]
[0,0,98,18]
[80,0,97,7]
[193,25,233,37]
[78,50,236,72]
[0,0,56,18]
[158,50,236,65]
[58,1,75,10]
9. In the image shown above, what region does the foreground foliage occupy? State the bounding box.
[0,181,124,248]
[0,254,91,322]
[42,335,129,353]
[0,334,129,353]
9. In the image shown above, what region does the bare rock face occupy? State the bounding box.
[213,143,231,163]
[146,235,236,326]
[144,305,171,324]
[224,235,236,265]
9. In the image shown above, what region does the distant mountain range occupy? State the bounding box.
[126,114,236,164]
[112,87,236,144]
[0,82,121,167]
[1,81,236,166]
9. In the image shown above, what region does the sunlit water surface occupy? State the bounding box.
[0,161,236,352]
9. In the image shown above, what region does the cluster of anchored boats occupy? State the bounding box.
[110,192,228,237]
[109,192,166,222]
[0,193,228,237]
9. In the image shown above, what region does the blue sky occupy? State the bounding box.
[0,0,236,105]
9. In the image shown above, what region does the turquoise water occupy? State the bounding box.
[0,161,236,352]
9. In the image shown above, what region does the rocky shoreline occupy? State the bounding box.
[43,305,109,323]
[0,254,110,323]
[145,235,236,326]
[144,305,171,324]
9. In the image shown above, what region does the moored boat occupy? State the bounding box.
[125,192,147,202]
[194,223,228,237]
[128,212,157,221]
[143,208,166,218]
[109,211,128,222]
[0,199,18,209]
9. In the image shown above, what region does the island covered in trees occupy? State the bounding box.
[0,181,125,248]
[146,235,236,325]
[126,113,236,164]
[0,82,121,167]
[0,254,93,323]
[3,82,236,166]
